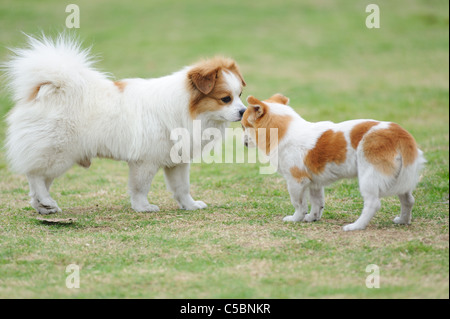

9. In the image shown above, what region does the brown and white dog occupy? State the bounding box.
[4,34,246,214]
[241,94,426,231]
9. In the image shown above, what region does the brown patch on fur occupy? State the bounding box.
[290,166,311,183]
[363,122,418,175]
[28,82,51,101]
[265,93,289,105]
[243,96,292,154]
[350,121,379,149]
[187,57,245,119]
[114,81,127,92]
[304,130,347,175]
[77,158,91,168]
[28,86,40,101]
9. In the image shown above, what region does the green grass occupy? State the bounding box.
[0,0,448,298]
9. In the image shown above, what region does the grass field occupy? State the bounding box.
[0,0,448,298]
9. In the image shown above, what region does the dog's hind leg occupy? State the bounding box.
[394,191,414,225]
[28,175,61,214]
[343,192,381,231]
[128,161,160,212]
[163,163,207,210]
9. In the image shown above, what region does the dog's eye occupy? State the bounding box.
[239,92,242,97]
[221,96,231,103]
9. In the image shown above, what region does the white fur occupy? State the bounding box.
[3,34,244,214]
[243,100,426,231]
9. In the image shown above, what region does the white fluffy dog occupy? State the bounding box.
[3,34,246,214]
[242,94,426,231]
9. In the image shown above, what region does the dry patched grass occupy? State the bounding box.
[0,170,448,298]
[0,157,448,299]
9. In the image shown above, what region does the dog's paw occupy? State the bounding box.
[283,215,297,222]
[133,203,160,213]
[304,214,318,222]
[32,198,61,215]
[393,216,410,225]
[182,200,207,210]
[343,223,365,231]
[37,206,61,215]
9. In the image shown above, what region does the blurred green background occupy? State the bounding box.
[0,0,448,124]
[0,0,448,298]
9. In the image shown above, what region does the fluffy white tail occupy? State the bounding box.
[2,33,101,103]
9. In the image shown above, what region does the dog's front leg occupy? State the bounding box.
[128,161,160,212]
[283,179,309,222]
[304,187,325,222]
[27,175,61,214]
[163,163,207,210]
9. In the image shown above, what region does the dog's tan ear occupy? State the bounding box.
[266,93,289,105]
[247,96,267,119]
[188,67,218,95]
[247,95,260,105]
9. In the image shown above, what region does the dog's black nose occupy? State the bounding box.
[239,108,246,117]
